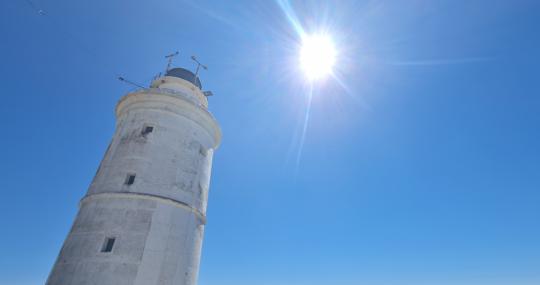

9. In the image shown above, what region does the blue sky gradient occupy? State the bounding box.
[1,1,539,284]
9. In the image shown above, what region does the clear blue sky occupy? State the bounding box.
[1,1,539,284]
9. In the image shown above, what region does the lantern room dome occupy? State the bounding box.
[165,68,202,89]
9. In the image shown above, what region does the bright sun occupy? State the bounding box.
[299,34,336,81]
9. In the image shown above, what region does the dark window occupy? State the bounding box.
[199,146,207,157]
[142,126,154,136]
[125,174,136,185]
[101,237,115,253]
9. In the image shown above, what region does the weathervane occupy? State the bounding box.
[165,51,179,73]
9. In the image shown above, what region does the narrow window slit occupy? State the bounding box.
[141,125,154,136]
[125,174,136,185]
[101,237,116,253]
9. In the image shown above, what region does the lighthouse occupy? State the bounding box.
[46,65,221,285]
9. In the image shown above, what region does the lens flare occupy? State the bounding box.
[300,34,336,80]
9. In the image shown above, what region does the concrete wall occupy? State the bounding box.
[47,78,220,285]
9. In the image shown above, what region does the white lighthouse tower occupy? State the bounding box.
[46,65,221,285]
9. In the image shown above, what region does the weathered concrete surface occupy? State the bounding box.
[46,75,220,285]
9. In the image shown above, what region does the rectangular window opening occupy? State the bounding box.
[101,237,116,253]
[142,125,154,136]
[125,174,136,185]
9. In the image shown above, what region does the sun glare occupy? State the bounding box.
[299,34,336,81]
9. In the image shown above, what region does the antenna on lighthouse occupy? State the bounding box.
[191,56,214,97]
[191,55,207,82]
[165,51,179,72]
[118,76,147,89]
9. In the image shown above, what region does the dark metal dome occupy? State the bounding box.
[165,68,202,89]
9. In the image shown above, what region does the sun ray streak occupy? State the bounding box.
[295,84,314,172]
[331,72,372,111]
[275,0,305,37]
